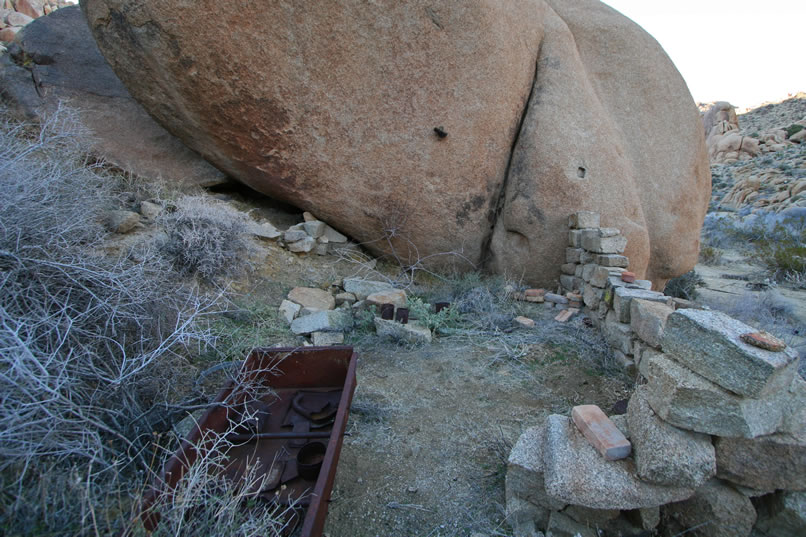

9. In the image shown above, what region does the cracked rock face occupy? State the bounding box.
[80,0,710,286]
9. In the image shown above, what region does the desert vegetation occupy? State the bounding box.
[0,105,293,536]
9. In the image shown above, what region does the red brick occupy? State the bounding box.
[621,271,636,283]
[572,405,632,461]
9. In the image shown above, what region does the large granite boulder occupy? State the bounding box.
[79,0,710,286]
[1,6,226,187]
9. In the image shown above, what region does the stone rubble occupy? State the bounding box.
[506,211,806,537]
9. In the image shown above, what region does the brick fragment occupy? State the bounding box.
[554,308,579,323]
[514,316,535,328]
[571,405,632,461]
[621,271,636,283]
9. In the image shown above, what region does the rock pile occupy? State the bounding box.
[278,212,351,256]
[506,212,806,537]
[279,278,433,346]
[0,0,73,42]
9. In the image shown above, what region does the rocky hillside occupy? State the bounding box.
[702,94,806,214]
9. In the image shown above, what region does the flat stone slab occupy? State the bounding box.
[639,352,789,438]
[543,414,695,510]
[627,385,715,488]
[571,405,631,460]
[288,287,335,310]
[662,308,800,397]
[366,289,407,309]
[290,310,352,335]
[581,229,627,254]
[715,431,806,490]
[343,278,395,300]
[613,287,667,323]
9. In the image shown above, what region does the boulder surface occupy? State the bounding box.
[80,0,710,285]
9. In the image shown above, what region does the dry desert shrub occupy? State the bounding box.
[158,195,255,282]
[0,105,286,535]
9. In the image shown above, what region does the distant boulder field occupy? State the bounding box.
[80,0,710,287]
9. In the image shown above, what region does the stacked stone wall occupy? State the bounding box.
[506,212,806,537]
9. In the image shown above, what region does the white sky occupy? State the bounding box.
[601,0,806,110]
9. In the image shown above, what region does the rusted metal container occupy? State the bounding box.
[140,345,358,536]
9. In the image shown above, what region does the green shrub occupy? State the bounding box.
[785,124,805,138]
[664,270,705,300]
[699,246,723,265]
[407,296,461,332]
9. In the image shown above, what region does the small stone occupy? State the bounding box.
[559,274,579,292]
[594,254,629,267]
[581,263,596,282]
[247,221,281,240]
[290,310,352,335]
[302,211,317,222]
[612,287,666,323]
[582,284,603,309]
[591,266,625,288]
[278,299,301,324]
[525,295,544,303]
[544,293,568,305]
[343,278,395,300]
[303,220,326,238]
[6,11,33,27]
[287,236,316,252]
[406,486,418,493]
[283,228,309,242]
[288,287,335,310]
[581,229,627,254]
[571,405,631,461]
[566,247,584,263]
[631,279,652,290]
[568,229,583,247]
[311,331,344,346]
[322,224,348,243]
[621,271,636,283]
[334,292,357,306]
[603,311,634,355]
[546,511,597,537]
[740,331,787,352]
[104,209,140,233]
[568,211,600,229]
[560,263,577,275]
[366,289,407,309]
[514,316,535,328]
[314,242,329,255]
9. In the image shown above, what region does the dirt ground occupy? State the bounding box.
[694,250,806,371]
